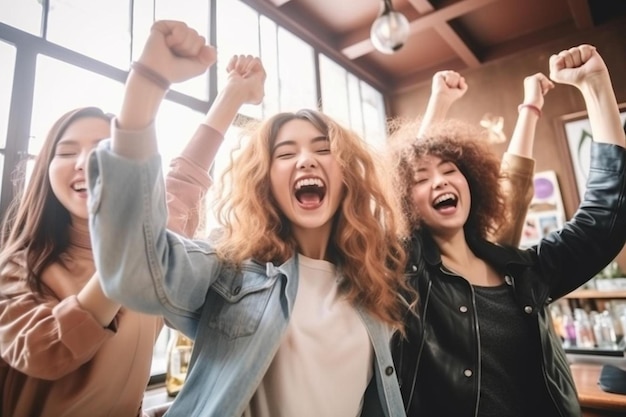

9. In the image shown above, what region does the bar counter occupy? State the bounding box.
[571,363,626,416]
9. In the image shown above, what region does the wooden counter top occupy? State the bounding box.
[571,363,626,413]
[144,363,626,414]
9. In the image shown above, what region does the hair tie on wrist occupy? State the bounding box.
[130,61,171,91]
[517,103,541,118]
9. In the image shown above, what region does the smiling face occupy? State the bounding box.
[269,118,345,250]
[410,154,471,237]
[48,116,110,221]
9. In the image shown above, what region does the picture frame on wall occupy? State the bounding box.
[519,170,567,248]
[560,103,626,201]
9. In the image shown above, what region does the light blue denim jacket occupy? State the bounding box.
[87,128,406,417]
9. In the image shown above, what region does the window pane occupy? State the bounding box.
[347,74,365,137]
[277,28,316,112]
[151,327,171,376]
[131,0,154,64]
[259,16,279,118]
[47,0,131,69]
[360,80,387,150]
[0,40,16,149]
[319,54,350,126]
[28,55,124,180]
[155,99,204,172]
[216,0,260,119]
[0,0,42,36]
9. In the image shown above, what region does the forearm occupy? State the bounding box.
[419,96,454,137]
[76,274,120,327]
[580,74,626,148]
[112,71,166,160]
[508,110,540,158]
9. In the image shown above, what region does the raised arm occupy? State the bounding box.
[88,22,223,337]
[418,70,468,137]
[550,45,625,148]
[114,20,216,160]
[493,73,554,246]
[166,55,266,237]
[539,45,626,298]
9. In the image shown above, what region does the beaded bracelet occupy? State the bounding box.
[517,103,541,118]
[130,61,171,91]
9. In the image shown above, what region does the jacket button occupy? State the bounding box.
[504,275,513,285]
[411,265,417,272]
[464,369,473,377]
[233,286,241,295]
[524,305,533,314]
[385,366,394,376]
[459,306,468,313]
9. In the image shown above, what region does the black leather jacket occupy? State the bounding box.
[393,142,626,417]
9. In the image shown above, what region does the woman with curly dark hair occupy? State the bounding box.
[389,44,626,417]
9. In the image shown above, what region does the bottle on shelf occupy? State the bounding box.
[165,330,194,397]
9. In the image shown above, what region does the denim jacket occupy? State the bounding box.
[87,137,406,417]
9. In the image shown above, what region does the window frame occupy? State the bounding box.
[0,0,390,381]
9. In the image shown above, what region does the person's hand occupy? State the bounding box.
[138,20,217,85]
[549,44,608,88]
[430,70,468,104]
[225,55,266,105]
[522,72,554,110]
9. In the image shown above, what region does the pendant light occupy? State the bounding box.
[370,0,410,54]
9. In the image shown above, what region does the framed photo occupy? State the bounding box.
[520,170,566,248]
[559,103,626,201]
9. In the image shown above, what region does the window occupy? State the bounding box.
[0,0,389,382]
[320,54,388,149]
[0,0,42,35]
[47,0,131,69]
[0,40,16,204]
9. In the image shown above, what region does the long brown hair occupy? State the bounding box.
[213,109,408,328]
[0,107,112,296]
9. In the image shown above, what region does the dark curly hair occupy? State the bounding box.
[387,118,507,241]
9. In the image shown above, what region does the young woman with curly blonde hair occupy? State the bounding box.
[87,20,409,417]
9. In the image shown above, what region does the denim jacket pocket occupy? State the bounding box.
[206,269,278,339]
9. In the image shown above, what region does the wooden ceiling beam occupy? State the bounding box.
[566,0,594,29]
[409,0,479,67]
[340,0,500,60]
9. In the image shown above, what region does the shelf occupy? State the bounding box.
[563,290,626,299]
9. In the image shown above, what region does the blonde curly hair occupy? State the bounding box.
[213,109,409,328]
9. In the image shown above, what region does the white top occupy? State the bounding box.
[244,255,373,417]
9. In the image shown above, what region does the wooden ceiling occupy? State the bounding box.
[242,0,626,94]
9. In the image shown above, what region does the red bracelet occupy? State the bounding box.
[130,61,170,91]
[518,103,541,118]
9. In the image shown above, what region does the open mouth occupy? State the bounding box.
[432,192,457,210]
[72,181,87,193]
[294,177,327,208]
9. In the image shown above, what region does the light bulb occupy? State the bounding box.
[370,3,410,54]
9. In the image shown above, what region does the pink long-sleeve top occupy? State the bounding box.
[0,124,218,417]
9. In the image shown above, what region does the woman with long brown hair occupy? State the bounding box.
[0,50,266,416]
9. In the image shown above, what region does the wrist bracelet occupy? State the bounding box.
[517,103,541,118]
[130,61,170,91]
